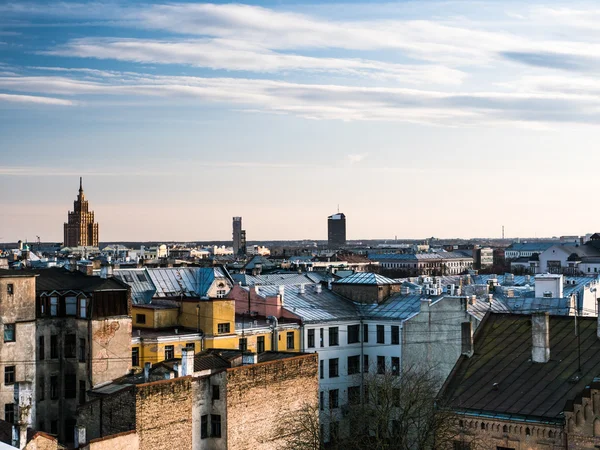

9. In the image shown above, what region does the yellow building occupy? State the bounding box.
[130,300,300,368]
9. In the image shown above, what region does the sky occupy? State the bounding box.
[1,0,599,242]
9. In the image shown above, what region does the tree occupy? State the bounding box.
[276,401,323,450]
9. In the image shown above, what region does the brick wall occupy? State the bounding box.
[225,354,319,450]
[78,386,136,441]
[135,377,193,450]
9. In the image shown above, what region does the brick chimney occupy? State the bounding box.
[181,348,194,376]
[532,312,550,363]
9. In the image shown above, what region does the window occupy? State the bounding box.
[212,385,220,401]
[377,325,385,344]
[392,357,400,376]
[50,376,58,399]
[6,284,13,295]
[329,389,339,409]
[78,297,87,319]
[38,336,44,360]
[363,355,369,373]
[393,388,401,407]
[136,272,147,282]
[185,342,196,352]
[319,391,324,411]
[286,332,294,350]
[50,297,58,316]
[216,290,226,298]
[307,329,315,348]
[363,324,369,342]
[348,324,360,344]
[64,419,76,443]
[79,380,86,405]
[3,324,15,343]
[217,323,230,334]
[391,325,400,345]
[348,355,360,375]
[239,338,247,352]
[39,377,45,401]
[377,356,386,374]
[51,335,58,358]
[64,334,76,358]
[329,327,339,346]
[79,338,86,362]
[4,404,14,424]
[201,415,208,439]
[132,348,140,367]
[65,296,77,316]
[257,336,265,353]
[164,345,174,360]
[320,360,324,379]
[211,414,222,438]
[39,421,44,432]
[136,314,146,324]
[50,420,57,435]
[329,358,339,378]
[348,386,361,405]
[64,374,76,399]
[4,366,14,385]
[320,328,324,347]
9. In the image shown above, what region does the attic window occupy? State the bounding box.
[124,274,134,283]
[136,273,147,282]
[6,284,13,295]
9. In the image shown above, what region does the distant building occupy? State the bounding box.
[232,217,246,257]
[370,252,473,275]
[472,246,494,270]
[63,178,99,248]
[327,213,346,248]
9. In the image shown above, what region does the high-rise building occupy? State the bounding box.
[63,178,99,248]
[232,217,246,256]
[328,213,346,248]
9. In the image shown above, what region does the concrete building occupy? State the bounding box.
[33,268,131,444]
[63,178,99,248]
[232,217,246,257]
[472,246,493,270]
[327,213,346,249]
[438,312,600,450]
[77,349,318,450]
[369,252,473,275]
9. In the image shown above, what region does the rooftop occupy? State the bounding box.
[25,268,127,292]
[440,313,600,422]
[334,272,398,285]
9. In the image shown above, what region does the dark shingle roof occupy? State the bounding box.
[26,268,127,292]
[441,313,600,421]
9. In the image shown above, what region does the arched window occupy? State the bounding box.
[503,425,508,433]
[576,410,583,426]
[594,419,600,437]
[526,427,531,436]
[548,430,554,438]
[481,422,486,430]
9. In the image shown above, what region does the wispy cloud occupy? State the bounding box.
[347,153,368,164]
[0,92,75,105]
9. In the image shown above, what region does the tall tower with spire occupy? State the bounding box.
[63,177,99,247]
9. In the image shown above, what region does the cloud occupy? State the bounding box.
[0,92,75,105]
[347,153,368,164]
[3,72,600,126]
[43,37,466,85]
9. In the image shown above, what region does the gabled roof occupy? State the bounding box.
[334,272,398,285]
[440,314,600,422]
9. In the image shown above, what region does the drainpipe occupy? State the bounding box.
[267,316,278,351]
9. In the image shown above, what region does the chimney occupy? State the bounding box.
[532,312,550,363]
[278,285,285,305]
[315,284,322,294]
[74,426,87,448]
[299,284,305,295]
[461,322,473,357]
[487,294,493,303]
[420,298,431,312]
[254,285,260,295]
[144,362,152,382]
[181,348,194,376]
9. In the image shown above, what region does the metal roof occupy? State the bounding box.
[114,268,156,304]
[257,284,360,323]
[231,273,318,287]
[334,272,398,285]
[369,252,472,261]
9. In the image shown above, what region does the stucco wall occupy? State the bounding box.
[90,317,132,386]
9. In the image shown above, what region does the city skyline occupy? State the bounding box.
[2,0,600,240]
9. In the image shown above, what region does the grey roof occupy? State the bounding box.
[360,294,426,321]
[505,242,556,252]
[369,252,472,261]
[114,267,230,303]
[503,297,572,315]
[467,298,511,321]
[231,273,317,287]
[257,284,359,323]
[335,272,398,285]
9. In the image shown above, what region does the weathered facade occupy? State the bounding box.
[34,268,131,443]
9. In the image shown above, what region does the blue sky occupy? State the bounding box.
[1,0,599,242]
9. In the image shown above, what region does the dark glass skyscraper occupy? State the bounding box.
[328,213,346,248]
